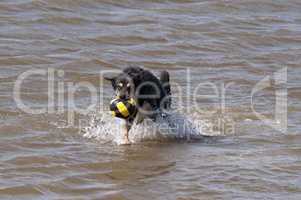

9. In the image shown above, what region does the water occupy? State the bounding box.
[1,0,301,199]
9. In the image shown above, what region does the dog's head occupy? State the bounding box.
[104,74,134,100]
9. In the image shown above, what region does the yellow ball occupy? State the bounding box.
[110,98,137,119]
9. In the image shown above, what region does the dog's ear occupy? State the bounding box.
[103,75,116,87]
[104,75,115,82]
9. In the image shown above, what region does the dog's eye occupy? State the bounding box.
[117,83,123,88]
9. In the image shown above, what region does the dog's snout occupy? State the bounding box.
[116,86,129,100]
[119,94,127,99]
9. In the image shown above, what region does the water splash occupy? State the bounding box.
[82,111,216,145]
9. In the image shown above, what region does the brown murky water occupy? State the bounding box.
[1,0,301,199]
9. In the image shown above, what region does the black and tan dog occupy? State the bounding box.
[104,66,171,144]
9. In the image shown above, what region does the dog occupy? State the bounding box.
[104,66,171,144]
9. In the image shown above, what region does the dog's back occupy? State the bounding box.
[123,66,170,111]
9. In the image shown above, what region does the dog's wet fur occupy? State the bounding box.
[104,66,171,144]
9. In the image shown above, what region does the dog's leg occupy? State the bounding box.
[119,102,152,145]
[120,119,131,145]
[134,101,156,124]
[134,111,145,124]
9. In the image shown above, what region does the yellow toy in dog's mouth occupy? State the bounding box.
[110,97,137,119]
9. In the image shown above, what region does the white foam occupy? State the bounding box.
[82,111,214,145]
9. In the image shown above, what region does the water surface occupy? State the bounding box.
[0,0,301,199]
